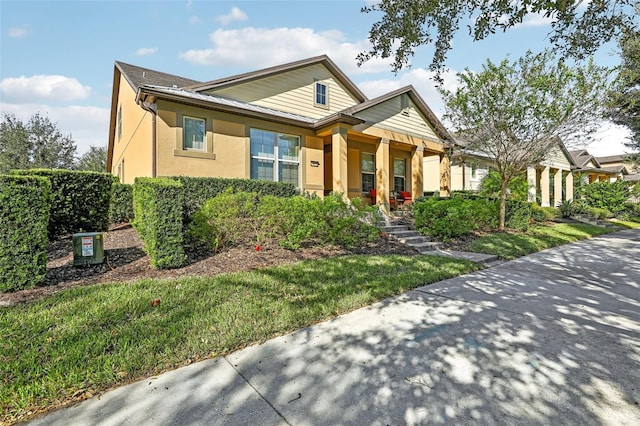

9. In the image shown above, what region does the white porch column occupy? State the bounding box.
[565,171,574,201]
[554,169,563,207]
[376,138,391,215]
[331,126,348,200]
[527,166,537,203]
[540,166,550,207]
[411,146,424,201]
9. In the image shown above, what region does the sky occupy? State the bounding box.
[0,0,634,158]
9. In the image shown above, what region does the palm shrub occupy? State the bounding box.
[557,199,573,218]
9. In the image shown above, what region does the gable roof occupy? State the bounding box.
[344,85,454,144]
[596,154,626,164]
[183,55,367,103]
[115,61,201,91]
[569,149,602,168]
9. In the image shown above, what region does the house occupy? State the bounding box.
[106,55,453,214]
[595,154,639,184]
[569,150,624,183]
[441,136,577,207]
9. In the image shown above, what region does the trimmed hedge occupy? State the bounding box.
[109,182,134,224]
[11,169,116,239]
[0,175,51,292]
[173,176,298,218]
[133,177,186,269]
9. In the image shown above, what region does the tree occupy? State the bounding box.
[77,145,107,172]
[0,113,77,174]
[358,0,638,74]
[608,29,640,150]
[441,50,611,229]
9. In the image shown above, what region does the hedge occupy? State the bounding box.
[11,169,116,239]
[0,175,51,292]
[133,177,186,269]
[109,182,134,224]
[173,176,298,218]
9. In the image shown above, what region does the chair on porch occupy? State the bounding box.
[369,189,396,209]
[399,191,412,206]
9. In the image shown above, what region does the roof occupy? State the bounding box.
[624,173,640,182]
[596,154,626,164]
[115,61,201,91]
[569,149,602,168]
[184,55,368,103]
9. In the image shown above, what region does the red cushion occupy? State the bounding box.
[399,191,412,200]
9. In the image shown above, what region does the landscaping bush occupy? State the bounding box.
[109,182,134,224]
[577,180,631,214]
[133,177,186,269]
[174,176,298,219]
[187,189,260,252]
[505,200,532,230]
[11,169,116,239]
[414,197,474,241]
[531,204,560,222]
[587,206,613,220]
[0,175,51,292]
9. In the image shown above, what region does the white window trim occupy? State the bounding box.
[393,158,406,192]
[361,152,375,192]
[314,81,329,108]
[183,116,206,152]
[250,129,301,186]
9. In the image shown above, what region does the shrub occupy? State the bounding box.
[557,199,573,218]
[505,200,532,230]
[531,204,560,222]
[478,169,529,201]
[414,197,474,241]
[587,206,613,220]
[577,180,631,214]
[133,178,186,269]
[109,182,134,224]
[174,176,298,219]
[11,169,116,239]
[0,175,51,292]
[187,189,260,252]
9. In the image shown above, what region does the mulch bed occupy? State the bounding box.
[1,224,419,307]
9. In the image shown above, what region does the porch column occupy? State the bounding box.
[527,166,537,203]
[565,171,573,201]
[554,169,563,207]
[411,146,424,200]
[331,126,348,200]
[376,138,391,215]
[540,166,550,207]
[439,153,451,197]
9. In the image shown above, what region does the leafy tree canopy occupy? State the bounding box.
[608,29,640,150]
[442,50,611,228]
[77,145,107,172]
[359,0,639,74]
[0,113,77,174]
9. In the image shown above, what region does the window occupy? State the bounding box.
[393,158,406,193]
[315,81,328,107]
[362,153,375,192]
[250,129,300,186]
[117,104,122,141]
[471,162,477,179]
[183,116,205,151]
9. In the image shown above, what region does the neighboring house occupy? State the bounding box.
[569,150,623,183]
[595,154,640,184]
[444,136,577,207]
[107,55,453,214]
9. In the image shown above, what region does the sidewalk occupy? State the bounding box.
[29,229,640,425]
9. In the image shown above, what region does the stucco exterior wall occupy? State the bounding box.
[423,155,441,192]
[110,74,153,184]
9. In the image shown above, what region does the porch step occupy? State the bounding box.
[412,241,445,253]
[396,235,432,245]
[379,225,410,233]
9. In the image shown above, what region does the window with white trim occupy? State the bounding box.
[362,153,375,192]
[393,158,406,193]
[250,129,300,186]
[315,81,328,107]
[183,116,205,151]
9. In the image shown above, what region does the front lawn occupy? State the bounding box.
[466,223,613,259]
[0,254,478,424]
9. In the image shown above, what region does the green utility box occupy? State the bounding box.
[72,232,105,266]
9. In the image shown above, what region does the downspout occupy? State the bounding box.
[138,92,158,177]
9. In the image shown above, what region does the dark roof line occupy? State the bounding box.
[115,61,201,91]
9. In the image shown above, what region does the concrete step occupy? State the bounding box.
[379,225,409,233]
[396,235,432,245]
[412,242,445,252]
[386,230,417,239]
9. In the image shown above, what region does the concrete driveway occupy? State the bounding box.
[29,229,640,425]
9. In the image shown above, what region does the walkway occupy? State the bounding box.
[29,229,640,425]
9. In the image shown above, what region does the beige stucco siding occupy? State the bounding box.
[206,64,360,119]
[355,97,439,142]
[111,74,153,184]
[423,155,441,192]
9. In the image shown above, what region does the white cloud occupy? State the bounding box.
[0,75,91,103]
[179,27,393,75]
[0,103,110,155]
[216,7,248,25]
[189,15,202,24]
[515,12,554,28]
[8,27,28,38]
[134,47,158,56]
[586,123,635,156]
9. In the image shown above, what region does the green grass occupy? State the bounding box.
[609,218,640,229]
[467,223,613,260]
[0,254,478,423]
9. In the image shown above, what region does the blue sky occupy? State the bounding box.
[0,0,632,157]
